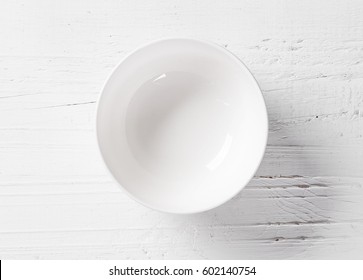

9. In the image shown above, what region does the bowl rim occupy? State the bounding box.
[95,37,269,214]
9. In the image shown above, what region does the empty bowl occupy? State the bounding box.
[96,38,268,214]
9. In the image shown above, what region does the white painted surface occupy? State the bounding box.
[0,0,362,259]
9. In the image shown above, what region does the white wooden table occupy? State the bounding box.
[1,0,363,259]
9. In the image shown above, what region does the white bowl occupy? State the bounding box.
[96,38,268,214]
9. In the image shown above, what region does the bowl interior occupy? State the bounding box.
[97,39,268,213]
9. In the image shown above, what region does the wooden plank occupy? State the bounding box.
[0,177,362,259]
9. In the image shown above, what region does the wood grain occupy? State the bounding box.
[0,0,363,259]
